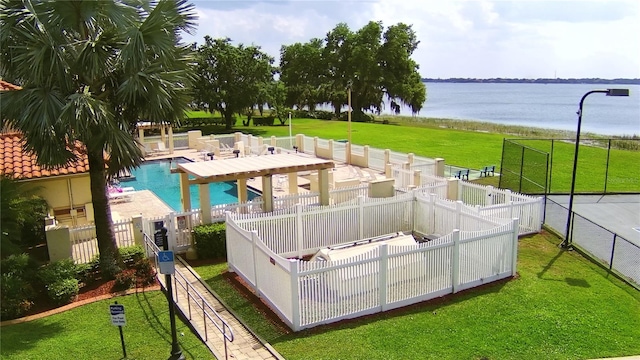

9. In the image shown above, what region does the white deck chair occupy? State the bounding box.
[156,141,170,155]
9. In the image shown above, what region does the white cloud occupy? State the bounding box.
[183,0,640,78]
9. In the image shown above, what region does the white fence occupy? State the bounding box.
[226,191,519,331]
[144,210,201,253]
[70,219,136,264]
[458,182,543,235]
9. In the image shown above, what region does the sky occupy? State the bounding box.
[184,0,640,79]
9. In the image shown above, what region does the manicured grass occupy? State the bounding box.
[192,232,640,360]
[0,291,214,360]
[180,115,639,192]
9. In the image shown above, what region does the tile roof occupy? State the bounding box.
[0,80,21,91]
[0,133,90,180]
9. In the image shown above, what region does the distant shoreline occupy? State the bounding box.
[422,78,640,85]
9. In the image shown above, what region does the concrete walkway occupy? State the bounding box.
[158,256,283,360]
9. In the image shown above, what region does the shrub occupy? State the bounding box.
[193,222,226,259]
[46,278,79,305]
[0,253,38,278]
[1,273,34,320]
[113,269,136,291]
[37,258,78,286]
[134,258,157,286]
[119,245,145,267]
[311,110,334,120]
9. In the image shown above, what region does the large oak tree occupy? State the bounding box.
[193,36,276,130]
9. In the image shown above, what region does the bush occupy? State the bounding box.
[46,278,79,305]
[113,269,136,291]
[311,110,334,120]
[134,258,157,286]
[37,258,78,286]
[193,222,226,259]
[119,245,145,267]
[1,273,34,320]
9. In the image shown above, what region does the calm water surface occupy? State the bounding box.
[124,158,258,211]
[386,83,640,136]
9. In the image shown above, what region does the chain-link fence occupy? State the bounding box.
[544,197,639,289]
[499,139,548,194]
[500,138,640,195]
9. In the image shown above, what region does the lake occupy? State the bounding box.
[384,82,640,136]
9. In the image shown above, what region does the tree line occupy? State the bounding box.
[193,21,426,129]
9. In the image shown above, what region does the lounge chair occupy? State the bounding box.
[108,185,135,203]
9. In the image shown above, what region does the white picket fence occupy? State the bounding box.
[458,181,543,235]
[70,219,136,264]
[226,191,519,331]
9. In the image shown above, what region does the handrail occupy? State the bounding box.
[143,233,234,359]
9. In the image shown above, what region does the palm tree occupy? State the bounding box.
[0,0,196,274]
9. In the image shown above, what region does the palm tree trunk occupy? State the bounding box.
[87,149,121,276]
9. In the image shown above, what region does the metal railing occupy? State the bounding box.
[143,234,235,359]
[172,266,234,360]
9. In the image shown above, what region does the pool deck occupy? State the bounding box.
[110,148,387,219]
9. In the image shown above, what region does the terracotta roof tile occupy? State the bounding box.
[0,80,21,91]
[0,133,90,180]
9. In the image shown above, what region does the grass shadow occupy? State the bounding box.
[0,321,65,356]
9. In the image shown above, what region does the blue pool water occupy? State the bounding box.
[121,158,259,211]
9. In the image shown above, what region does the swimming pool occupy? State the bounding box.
[122,158,259,211]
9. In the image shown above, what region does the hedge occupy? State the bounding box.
[193,222,226,259]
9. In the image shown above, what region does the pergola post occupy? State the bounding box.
[261,175,274,212]
[237,178,248,211]
[318,168,330,206]
[168,126,174,154]
[287,173,298,194]
[199,183,211,224]
[179,173,191,211]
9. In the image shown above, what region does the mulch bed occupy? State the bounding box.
[20,277,161,320]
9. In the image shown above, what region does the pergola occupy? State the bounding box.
[174,154,335,223]
[137,122,174,154]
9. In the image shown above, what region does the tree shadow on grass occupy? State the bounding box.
[0,321,65,357]
[134,289,208,360]
[537,247,590,288]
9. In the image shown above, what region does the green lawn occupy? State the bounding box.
[0,291,214,360]
[178,116,640,193]
[192,232,640,360]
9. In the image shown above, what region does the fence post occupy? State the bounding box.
[511,218,520,276]
[296,204,304,258]
[435,158,445,177]
[132,215,144,247]
[485,186,494,206]
[166,212,176,251]
[363,145,369,168]
[452,230,460,293]
[46,225,72,262]
[358,196,365,239]
[505,190,513,219]
[251,231,260,296]
[407,152,414,164]
[413,170,422,188]
[328,140,334,160]
[313,137,318,157]
[446,178,459,201]
[609,234,617,270]
[379,244,389,311]
[290,260,301,331]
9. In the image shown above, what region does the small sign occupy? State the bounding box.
[154,221,166,247]
[158,250,175,274]
[177,216,187,230]
[110,304,126,326]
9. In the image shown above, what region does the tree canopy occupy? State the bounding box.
[193,36,276,130]
[0,0,196,273]
[280,21,426,120]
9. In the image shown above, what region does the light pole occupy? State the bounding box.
[288,111,292,149]
[347,80,352,164]
[562,88,629,248]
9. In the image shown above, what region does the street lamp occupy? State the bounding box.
[562,88,629,248]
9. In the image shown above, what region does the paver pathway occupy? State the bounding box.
[158,257,283,360]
